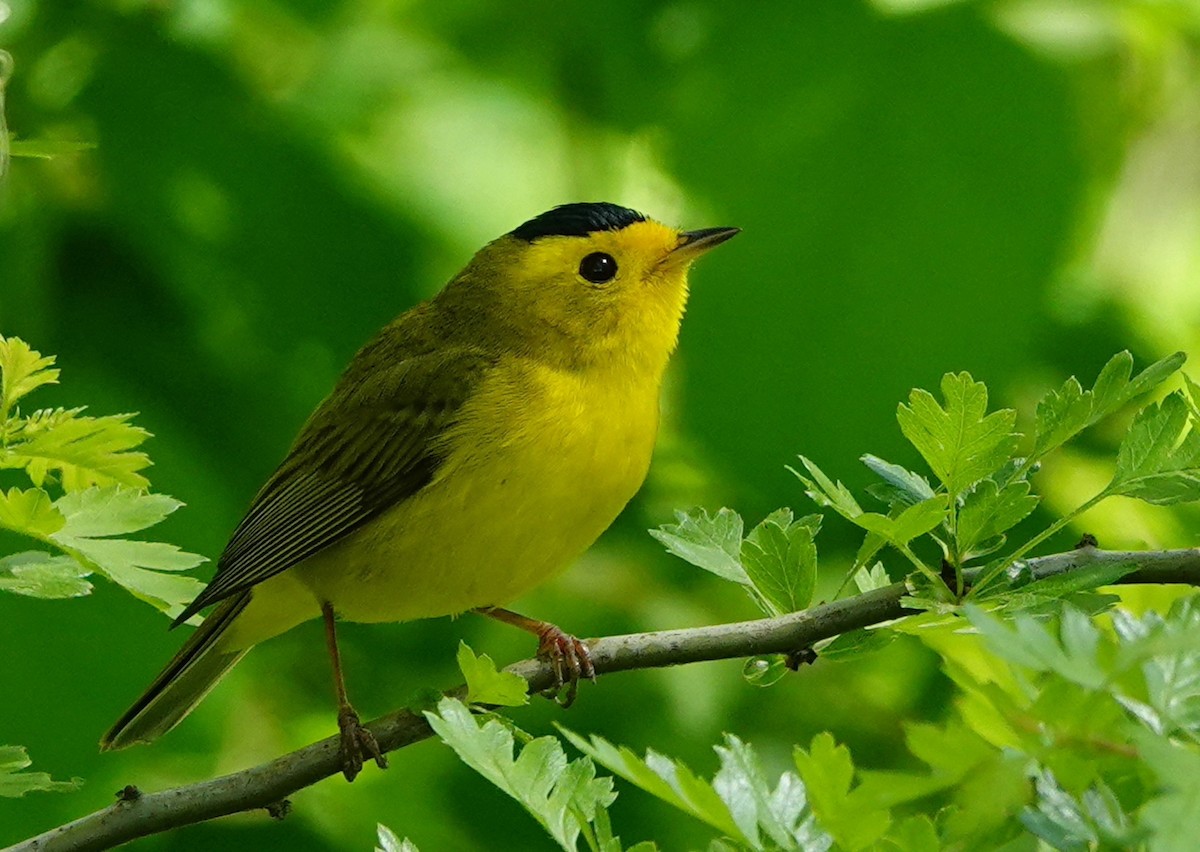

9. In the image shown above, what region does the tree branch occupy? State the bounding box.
[10,547,1200,852]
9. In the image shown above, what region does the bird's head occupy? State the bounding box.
[444,203,738,375]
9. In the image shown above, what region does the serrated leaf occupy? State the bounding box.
[966,605,1107,689]
[880,815,940,852]
[854,719,995,810]
[1133,729,1200,852]
[0,551,92,599]
[428,698,615,852]
[714,734,810,850]
[1115,597,1200,739]
[861,455,936,508]
[5,412,152,489]
[979,559,1136,605]
[50,492,206,616]
[1020,783,1093,850]
[900,572,957,612]
[561,728,744,841]
[956,480,1039,558]
[0,487,65,537]
[852,533,888,584]
[1100,351,1187,416]
[1032,349,1189,458]
[0,337,59,411]
[740,513,818,615]
[792,456,863,520]
[376,824,420,852]
[0,746,80,797]
[1090,350,1136,415]
[854,562,891,593]
[793,733,890,851]
[1033,375,1094,460]
[650,508,748,584]
[1107,393,1200,505]
[53,487,182,537]
[1183,374,1200,419]
[855,496,949,546]
[896,372,1018,496]
[457,642,529,707]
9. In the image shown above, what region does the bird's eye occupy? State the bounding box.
[578,252,618,284]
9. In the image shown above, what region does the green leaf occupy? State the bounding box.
[1020,770,1132,851]
[428,699,616,852]
[955,480,1039,558]
[713,734,817,850]
[51,490,206,616]
[798,457,946,566]
[1183,374,1200,419]
[896,372,1018,496]
[900,572,957,612]
[1107,393,1200,505]
[855,719,995,809]
[650,508,748,584]
[861,455,936,508]
[4,411,152,490]
[561,728,744,841]
[376,824,420,852]
[880,815,940,852]
[0,551,92,599]
[966,605,1107,690]
[740,510,819,615]
[1034,375,1095,461]
[792,456,863,520]
[1034,351,1187,461]
[1112,597,1200,738]
[1134,729,1200,852]
[854,562,891,592]
[0,487,65,537]
[793,733,890,851]
[0,337,59,412]
[52,487,182,537]
[457,642,529,707]
[564,728,828,851]
[854,496,950,547]
[1094,351,1187,420]
[857,718,1029,847]
[979,559,1137,606]
[0,745,80,797]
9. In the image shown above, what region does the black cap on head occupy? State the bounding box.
[510,202,648,242]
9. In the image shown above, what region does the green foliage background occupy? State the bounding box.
[2,0,1199,848]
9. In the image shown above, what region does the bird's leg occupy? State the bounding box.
[473,606,595,707]
[321,601,387,781]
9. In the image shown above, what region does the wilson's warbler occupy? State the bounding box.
[101,202,739,778]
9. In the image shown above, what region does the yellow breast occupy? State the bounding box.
[292,357,660,625]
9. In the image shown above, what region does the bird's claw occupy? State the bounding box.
[535,625,595,707]
[337,706,388,782]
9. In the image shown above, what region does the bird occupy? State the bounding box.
[100,202,739,779]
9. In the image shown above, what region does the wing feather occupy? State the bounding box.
[171,347,491,626]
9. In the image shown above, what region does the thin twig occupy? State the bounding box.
[8,547,1200,852]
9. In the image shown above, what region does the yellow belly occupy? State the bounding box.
[222,359,658,649]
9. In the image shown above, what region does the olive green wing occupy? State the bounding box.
[171,347,492,627]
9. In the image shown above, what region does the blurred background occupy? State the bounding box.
[2,0,1199,848]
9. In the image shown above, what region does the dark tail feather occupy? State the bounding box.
[101,592,252,750]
